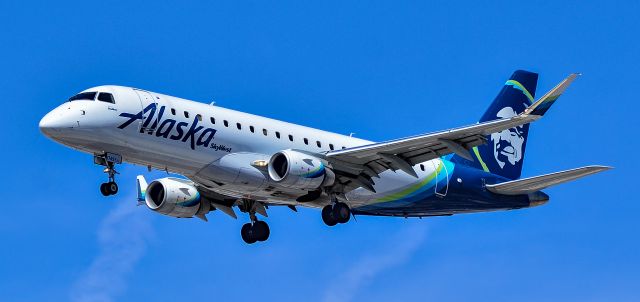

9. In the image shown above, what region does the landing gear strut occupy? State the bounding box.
[322,200,351,226]
[94,153,120,196]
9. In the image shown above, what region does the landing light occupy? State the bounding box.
[252,160,268,167]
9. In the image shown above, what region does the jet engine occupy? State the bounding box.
[268,150,335,190]
[144,177,210,218]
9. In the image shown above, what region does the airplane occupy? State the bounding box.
[39,70,610,244]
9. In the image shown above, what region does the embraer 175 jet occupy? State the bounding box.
[40,70,610,244]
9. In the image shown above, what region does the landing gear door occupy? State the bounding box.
[133,89,159,133]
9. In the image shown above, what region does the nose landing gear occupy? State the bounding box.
[100,180,118,196]
[94,153,121,196]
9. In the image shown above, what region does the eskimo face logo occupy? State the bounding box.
[118,104,225,151]
[490,107,525,168]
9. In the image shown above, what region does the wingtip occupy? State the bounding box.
[579,165,614,174]
[589,165,614,171]
[567,73,581,81]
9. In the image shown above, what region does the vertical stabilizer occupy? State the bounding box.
[453,70,538,179]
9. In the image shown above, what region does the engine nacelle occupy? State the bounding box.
[268,150,335,190]
[145,178,210,218]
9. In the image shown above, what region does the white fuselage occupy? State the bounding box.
[40,85,448,209]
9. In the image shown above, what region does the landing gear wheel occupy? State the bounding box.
[108,182,118,195]
[253,221,270,242]
[333,202,351,224]
[100,183,110,196]
[241,223,257,244]
[96,154,120,197]
[100,182,119,196]
[322,205,338,226]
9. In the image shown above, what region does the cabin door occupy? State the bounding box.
[133,89,159,133]
[432,158,449,197]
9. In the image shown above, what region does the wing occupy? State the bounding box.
[325,73,580,192]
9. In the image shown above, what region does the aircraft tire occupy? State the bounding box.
[100,183,110,196]
[322,205,338,226]
[108,182,119,195]
[253,221,270,242]
[333,202,351,224]
[241,223,257,244]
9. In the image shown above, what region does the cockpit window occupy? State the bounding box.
[68,92,97,102]
[97,92,115,104]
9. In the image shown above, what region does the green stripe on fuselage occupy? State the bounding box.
[373,161,445,203]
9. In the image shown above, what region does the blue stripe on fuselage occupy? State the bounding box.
[353,163,531,216]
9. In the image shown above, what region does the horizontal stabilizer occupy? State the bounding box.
[486,165,611,195]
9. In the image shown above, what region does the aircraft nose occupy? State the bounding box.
[39,110,68,137]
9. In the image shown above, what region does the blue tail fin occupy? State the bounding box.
[453,70,538,179]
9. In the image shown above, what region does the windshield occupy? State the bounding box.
[68,92,97,102]
[97,92,115,103]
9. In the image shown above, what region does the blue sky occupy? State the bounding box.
[1,1,638,301]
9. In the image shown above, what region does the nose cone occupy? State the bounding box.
[39,109,71,138]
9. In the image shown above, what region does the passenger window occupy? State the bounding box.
[316,141,322,148]
[171,108,176,115]
[196,114,202,121]
[68,92,97,102]
[275,131,281,139]
[236,123,242,130]
[304,138,309,145]
[288,134,293,142]
[97,92,115,103]
[184,111,189,118]
[250,126,255,133]
[210,117,215,124]
[224,120,229,127]
[263,129,268,136]
[329,144,334,150]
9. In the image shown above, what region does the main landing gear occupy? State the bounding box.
[238,199,270,244]
[322,201,351,226]
[95,153,120,196]
[241,218,270,244]
[240,214,271,244]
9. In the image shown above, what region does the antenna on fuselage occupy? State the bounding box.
[349,132,356,137]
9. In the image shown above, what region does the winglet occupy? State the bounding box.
[136,175,148,205]
[524,73,580,116]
